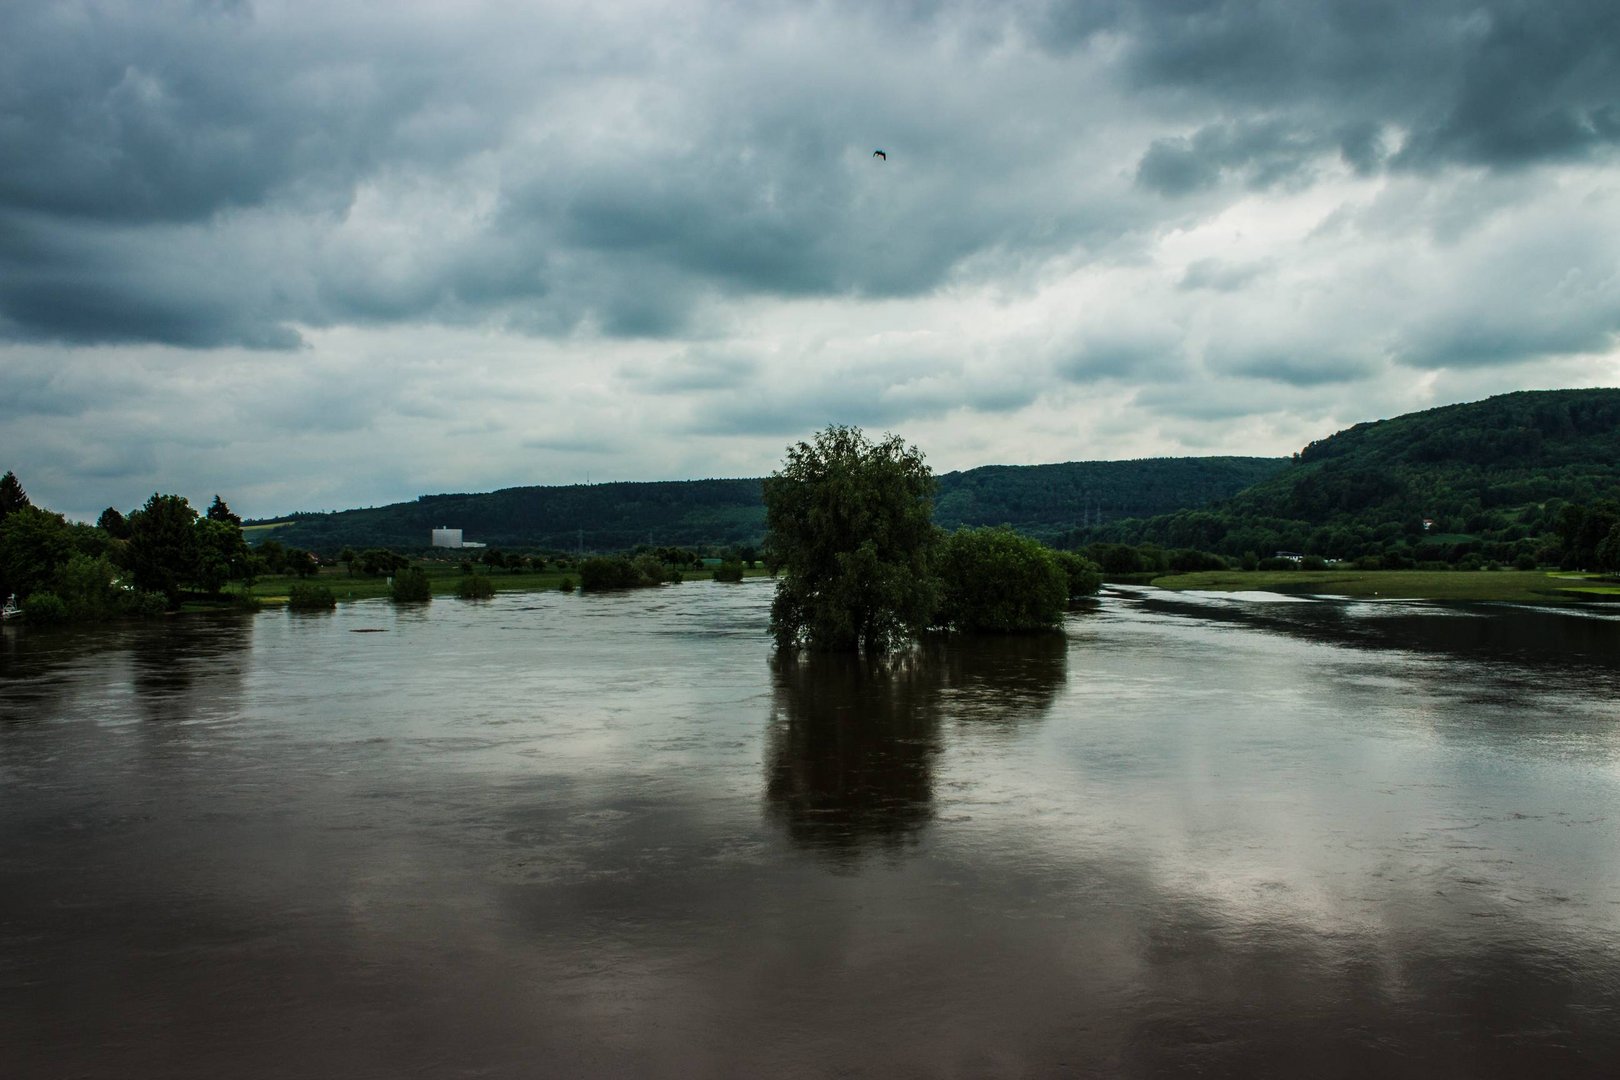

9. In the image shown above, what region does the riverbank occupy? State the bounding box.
[242,564,773,606]
[1148,568,1617,604]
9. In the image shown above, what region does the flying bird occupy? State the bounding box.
[872,149,886,161]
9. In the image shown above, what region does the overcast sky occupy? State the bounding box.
[4,0,1619,520]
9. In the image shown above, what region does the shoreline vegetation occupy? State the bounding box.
[239,565,1618,611]
[11,388,1620,626]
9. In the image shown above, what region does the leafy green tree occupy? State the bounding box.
[96,506,130,539]
[258,539,287,574]
[357,548,408,576]
[206,495,243,526]
[763,426,938,652]
[1596,522,1620,574]
[126,494,200,607]
[0,505,77,601]
[194,517,248,594]
[0,470,30,524]
[935,527,1068,633]
[53,553,126,618]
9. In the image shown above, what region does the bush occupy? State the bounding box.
[631,554,666,586]
[21,590,68,624]
[579,556,640,590]
[1167,548,1227,574]
[358,548,409,577]
[1513,552,1539,571]
[712,560,746,582]
[558,577,576,592]
[1256,557,1299,571]
[1053,551,1102,596]
[935,527,1068,633]
[390,565,432,602]
[1085,542,1149,575]
[54,553,123,618]
[1301,554,1328,571]
[124,590,169,618]
[287,583,337,610]
[456,574,496,600]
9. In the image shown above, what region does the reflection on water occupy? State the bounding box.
[3,584,1620,1077]
[767,652,943,858]
[766,637,1067,860]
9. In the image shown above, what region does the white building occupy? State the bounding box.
[431,527,463,548]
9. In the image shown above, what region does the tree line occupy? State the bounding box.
[1071,388,1620,570]
[0,473,264,622]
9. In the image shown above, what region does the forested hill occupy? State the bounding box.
[249,456,1288,553]
[1086,388,1620,558]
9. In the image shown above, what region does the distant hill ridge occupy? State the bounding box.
[1087,387,1620,557]
[249,456,1289,552]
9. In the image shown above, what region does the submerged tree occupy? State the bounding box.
[763,426,937,653]
[934,526,1068,633]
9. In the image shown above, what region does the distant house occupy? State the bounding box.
[431,527,464,548]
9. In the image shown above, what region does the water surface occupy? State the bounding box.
[4,582,1619,1077]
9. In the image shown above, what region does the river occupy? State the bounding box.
[4,581,1619,1077]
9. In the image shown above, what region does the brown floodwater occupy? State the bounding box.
[3,581,1620,1077]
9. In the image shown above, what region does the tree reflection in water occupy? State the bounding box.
[765,633,1068,861]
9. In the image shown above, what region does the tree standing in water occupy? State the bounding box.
[763,425,937,653]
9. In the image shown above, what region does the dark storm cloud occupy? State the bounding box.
[1101,0,1620,194]
[1136,120,1328,196]
[688,358,1040,437]
[0,0,1615,409]
[0,0,1136,349]
[1059,328,1187,384]
[1215,351,1377,387]
[0,0,503,226]
[0,361,142,417]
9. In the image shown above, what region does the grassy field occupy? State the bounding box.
[246,563,772,605]
[1149,569,1617,604]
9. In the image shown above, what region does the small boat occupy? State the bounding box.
[1,593,19,620]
